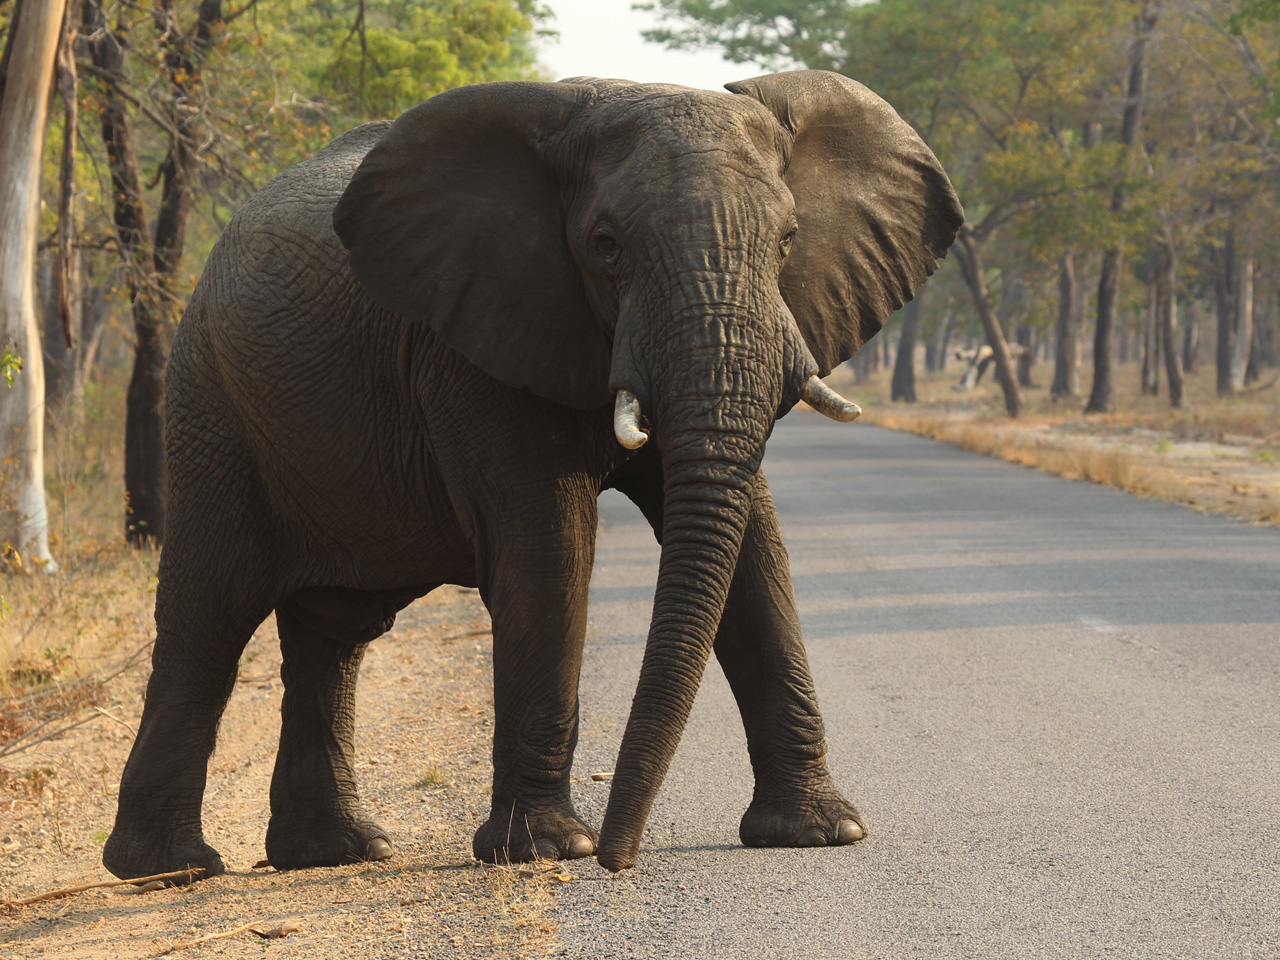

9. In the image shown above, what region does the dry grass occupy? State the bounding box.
[834,354,1280,526]
[3,371,158,692]
[2,370,162,792]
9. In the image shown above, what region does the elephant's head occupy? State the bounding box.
[333,71,962,870]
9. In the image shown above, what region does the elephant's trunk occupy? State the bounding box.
[596,458,756,870]
[598,325,778,870]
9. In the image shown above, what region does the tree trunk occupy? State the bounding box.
[956,227,1024,417]
[1015,325,1035,388]
[1183,299,1199,374]
[891,293,923,402]
[1141,246,1160,396]
[1212,229,1236,396]
[1158,243,1183,408]
[0,0,67,570]
[937,311,951,372]
[1258,291,1277,368]
[86,0,222,544]
[1086,1,1158,414]
[1229,254,1254,393]
[39,250,81,409]
[87,0,163,542]
[1086,248,1122,412]
[1052,251,1078,397]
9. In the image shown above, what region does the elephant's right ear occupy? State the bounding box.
[333,82,609,409]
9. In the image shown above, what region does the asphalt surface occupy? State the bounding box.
[554,415,1280,959]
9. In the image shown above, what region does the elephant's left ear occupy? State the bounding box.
[727,70,964,374]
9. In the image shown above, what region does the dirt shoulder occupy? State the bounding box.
[826,363,1280,527]
[1,586,562,959]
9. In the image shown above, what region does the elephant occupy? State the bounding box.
[102,70,962,881]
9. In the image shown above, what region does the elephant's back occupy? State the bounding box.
[197,121,391,339]
[177,121,401,397]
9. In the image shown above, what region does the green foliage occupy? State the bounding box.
[1,343,19,388]
[261,0,549,122]
[638,1,853,70]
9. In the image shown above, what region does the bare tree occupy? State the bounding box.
[83,0,224,544]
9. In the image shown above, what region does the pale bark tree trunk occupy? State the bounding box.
[0,0,67,570]
[1142,245,1161,396]
[956,226,1024,417]
[1229,255,1254,393]
[1087,0,1158,414]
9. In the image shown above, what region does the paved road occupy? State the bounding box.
[554,415,1280,959]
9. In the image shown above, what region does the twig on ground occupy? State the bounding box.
[441,628,492,642]
[0,710,102,759]
[2,868,204,909]
[92,706,138,737]
[155,919,302,955]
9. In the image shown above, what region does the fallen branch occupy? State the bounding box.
[2,868,204,909]
[156,919,302,955]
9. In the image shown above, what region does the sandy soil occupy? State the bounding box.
[0,586,563,959]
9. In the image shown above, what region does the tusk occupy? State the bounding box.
[614,390,649,450]
[802,376,861,422]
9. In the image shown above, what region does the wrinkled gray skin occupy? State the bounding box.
[104,71,962,880]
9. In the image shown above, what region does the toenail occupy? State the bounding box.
[836,820,864,843]
[567,834,594,858]
[796,827,826,847]
[532,838,560,860]
[365,838,393,861]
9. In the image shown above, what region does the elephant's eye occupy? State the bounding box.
[594,232,621,267]
[779,229,798,260]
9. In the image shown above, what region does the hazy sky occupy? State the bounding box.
[536,0,763,91]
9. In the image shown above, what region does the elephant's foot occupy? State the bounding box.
[739,783,867,849]
[473,803,598,863]
[265,811,392,871]
[102,824,226,883]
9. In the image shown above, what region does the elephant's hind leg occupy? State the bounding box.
[264,589,406,870]
[103,430,280,881]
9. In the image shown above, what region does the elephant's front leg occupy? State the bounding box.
[716,474,866,849]
[471,501,599,864]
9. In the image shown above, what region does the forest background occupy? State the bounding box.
[3,0,1280,714]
